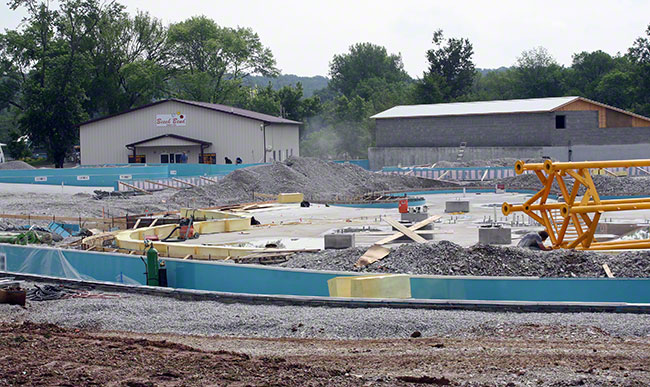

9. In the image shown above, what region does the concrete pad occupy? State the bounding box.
[324,233,355,249]
[445,200,470,213]
[479,226,512,245]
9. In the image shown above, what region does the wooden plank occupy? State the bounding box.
[603,263,614,278]
[118,181,152,195]
[132,218,142,229]
[375,215,440,245]
[150,218,159,227]
[144,180,181,190]
[200,176,219,184]
[172,178,198,187]
[383,217,427,243]
[355,245,391,267]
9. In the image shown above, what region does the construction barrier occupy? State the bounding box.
[2,244,650,303]
[381,165,650,181]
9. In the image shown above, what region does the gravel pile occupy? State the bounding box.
[2,288,650,339]
[0,160,36,170]
[171,157,456,207]
[280,241,650,278]
[489,173,650,197]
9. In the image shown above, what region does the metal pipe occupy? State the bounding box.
[514,160,545,175]
[568,202,650,214]
[544,159,650,172]
[502,202,567,216]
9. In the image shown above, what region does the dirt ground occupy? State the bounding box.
[1,321,648,386]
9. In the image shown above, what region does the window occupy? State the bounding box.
[286,149,289,159]
[273,150,276,161]
[555,115,566,129]
[290,148,293,156]
[161,154,169,163]
[174,154,183,163]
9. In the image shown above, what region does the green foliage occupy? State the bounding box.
[415,30,476,103]
[167,16,279,104]
[328,42,410,99]
[511,47,566,98]
[244,74,328,97]
[6,128,31,159]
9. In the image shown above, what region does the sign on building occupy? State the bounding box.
[156,113,186,127]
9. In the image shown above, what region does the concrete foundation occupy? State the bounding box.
[324,233,355,249]
[445,201,470,213]
[478,226,512,245]
[401,212,429,223]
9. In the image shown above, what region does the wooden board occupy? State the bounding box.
[603,263,614,278]
[375,215,440,245]
[355,245,391,268]
[383,217,427,243]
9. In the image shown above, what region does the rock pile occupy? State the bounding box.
[0,160,36,170]
[171,157,457,207]
[280,241,650,278]
[490,173,650,197]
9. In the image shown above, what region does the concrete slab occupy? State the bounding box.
[479,226,512,245]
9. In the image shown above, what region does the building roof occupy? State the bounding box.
[370,96,650,122]
[79,98,301,127]
[125,134,212,148]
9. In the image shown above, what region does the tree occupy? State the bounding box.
[414,30,476,103]
[6,128,31,159]
[511,47,566,98]
[567,50,616,98]
[2,1,112,167]
[628,24,650,115]
[328,42,410,99]
[167,16,279,104]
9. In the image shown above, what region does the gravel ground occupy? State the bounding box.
[0,190,176,220]
[171,157,457,207]
[1,285,650,340]
[279,241,650,277]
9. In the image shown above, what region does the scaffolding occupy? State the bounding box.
[502,159,650,250]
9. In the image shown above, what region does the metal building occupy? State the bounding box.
[369,96,650,169]
[79,99,300,165]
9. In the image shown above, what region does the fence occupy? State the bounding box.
[381,165,650,181]
[0,159,371,187]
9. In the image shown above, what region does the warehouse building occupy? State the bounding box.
[369,96,650,169]
[79,99,300,165]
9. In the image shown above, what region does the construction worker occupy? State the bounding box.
[517,230,552,251]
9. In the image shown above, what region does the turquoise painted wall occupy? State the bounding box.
[2,244,650,303]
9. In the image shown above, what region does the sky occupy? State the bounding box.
[1,0,649,78]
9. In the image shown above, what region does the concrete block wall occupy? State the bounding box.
[375,112,556,148]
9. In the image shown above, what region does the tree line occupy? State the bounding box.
[1,0,649,165]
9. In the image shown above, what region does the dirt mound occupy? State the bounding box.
[0,160,36,170]
[281,241,650,278]
[171,157,456,207]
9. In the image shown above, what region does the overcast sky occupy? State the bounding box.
[2,0,649,78]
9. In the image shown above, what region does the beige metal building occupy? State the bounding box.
[79,99,300,165]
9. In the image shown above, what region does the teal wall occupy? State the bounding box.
[0,160,369,187]
[2,244,649,303]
